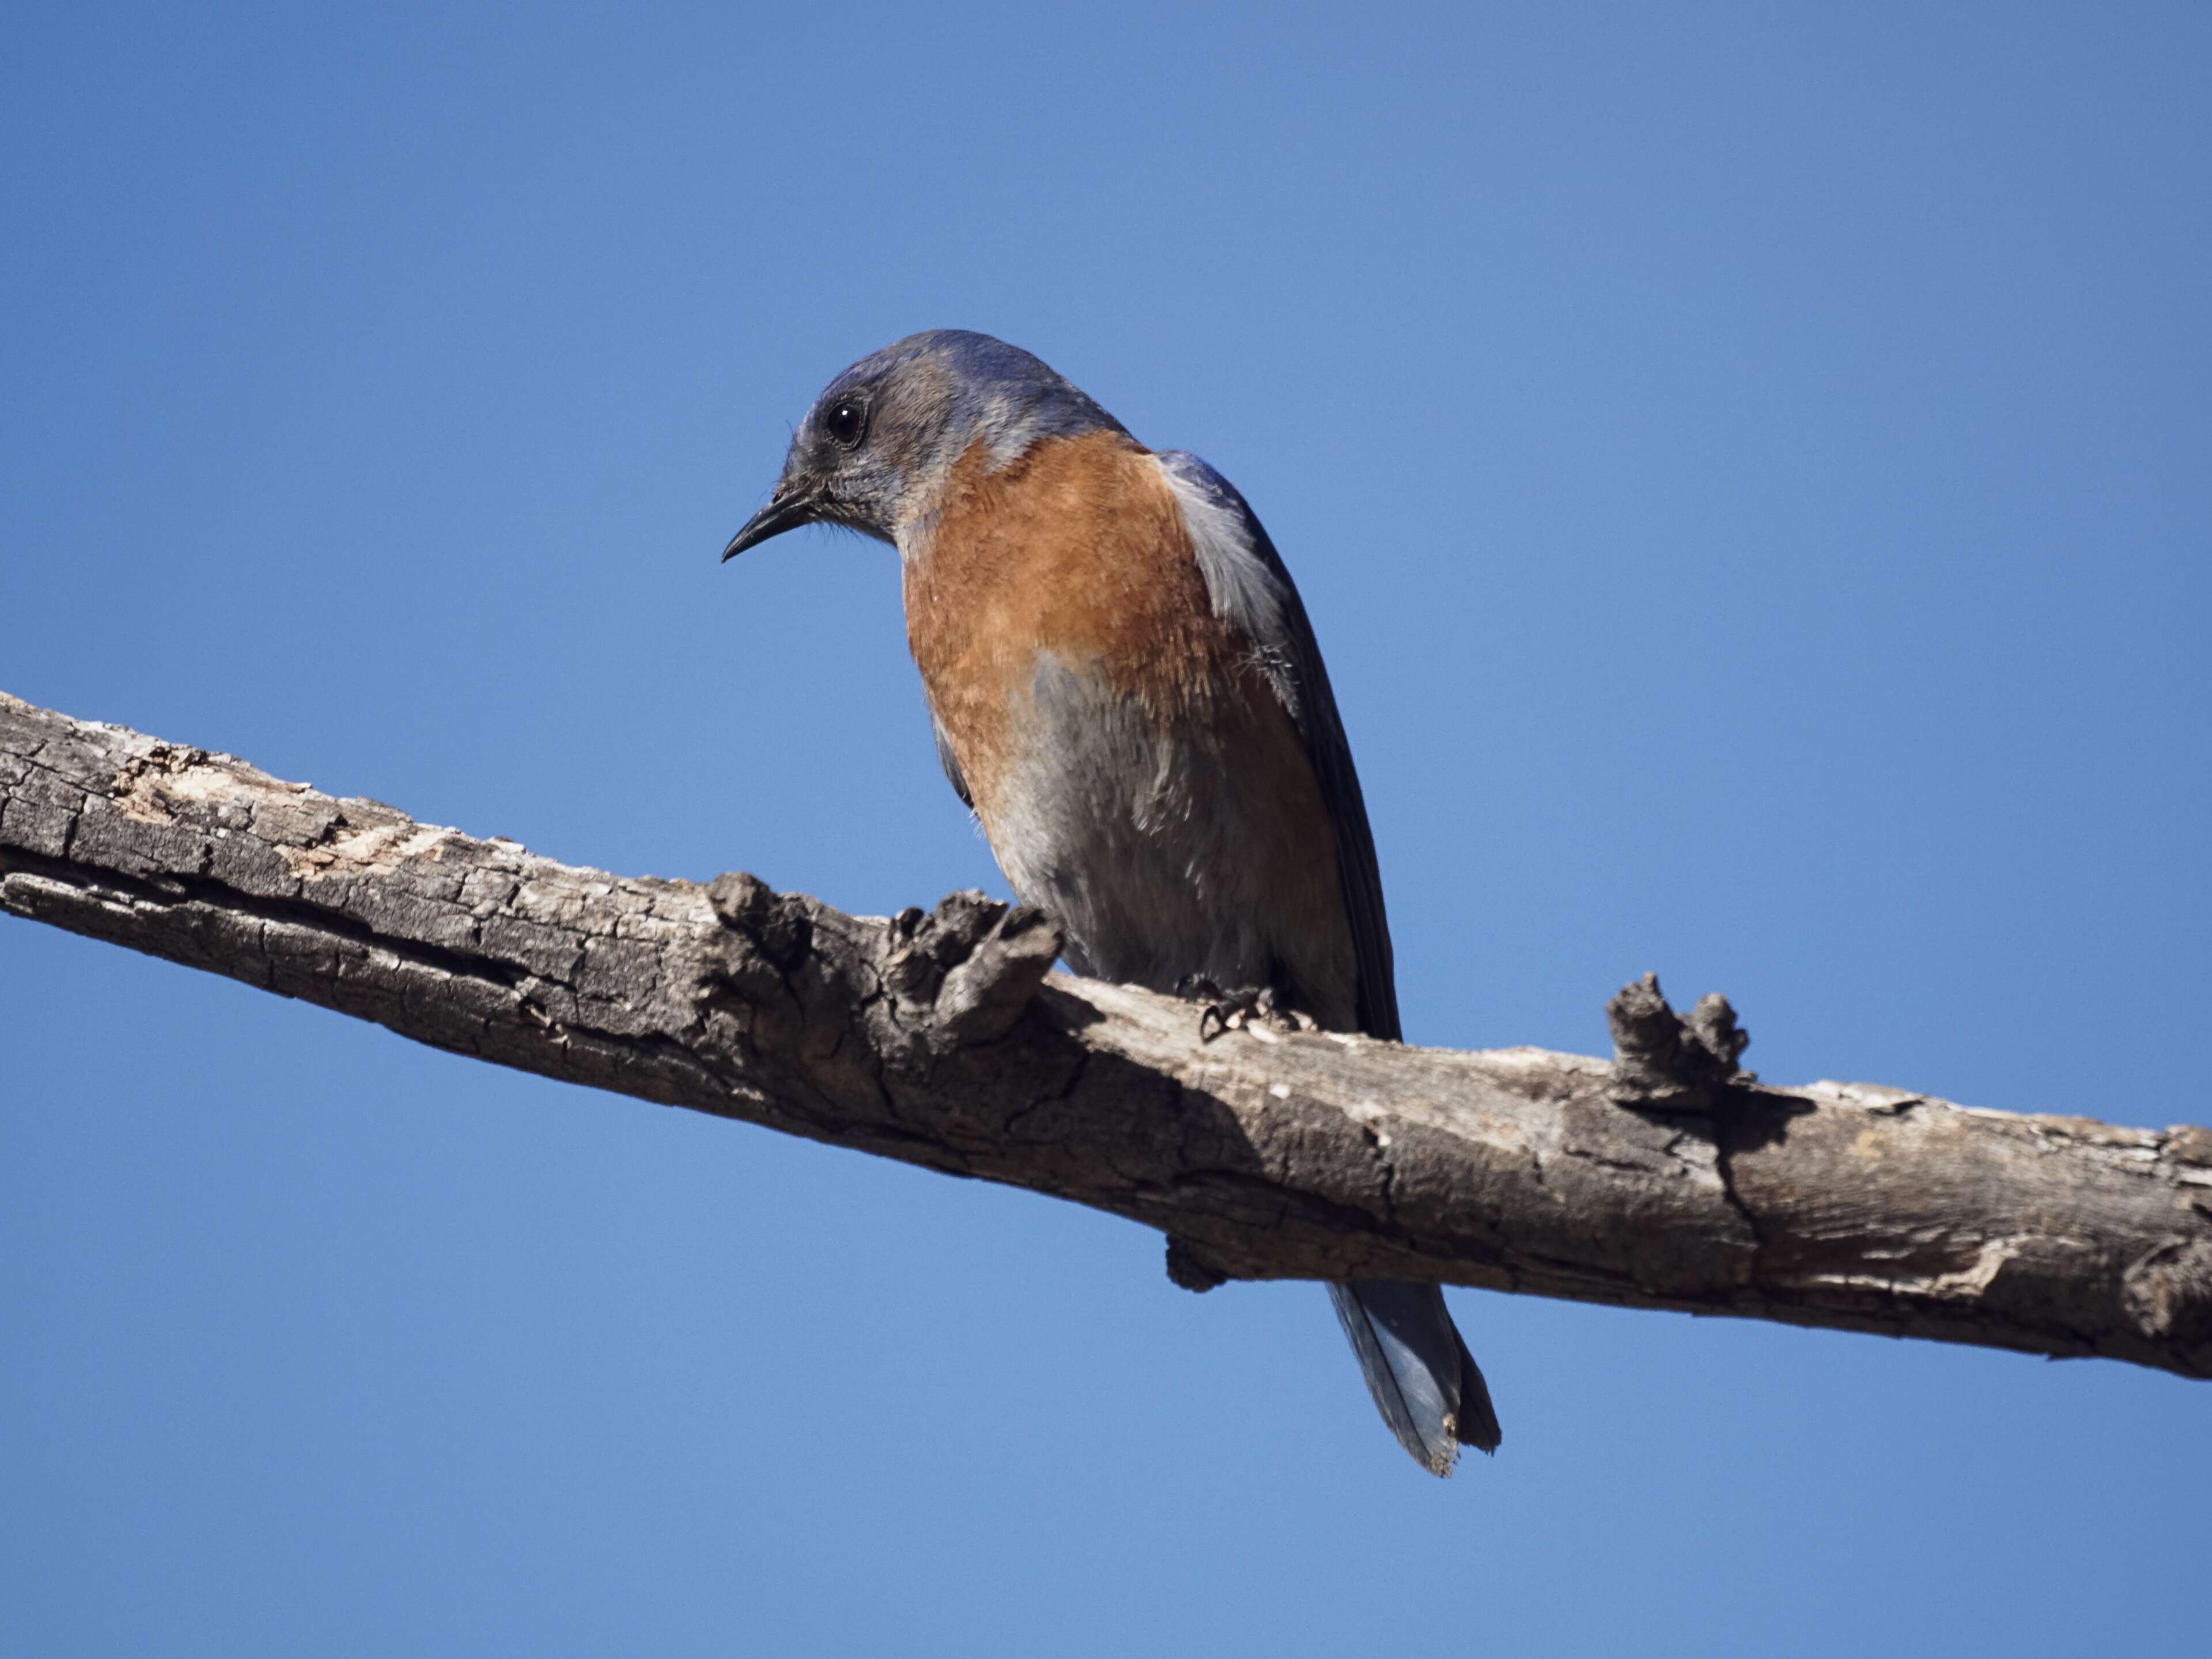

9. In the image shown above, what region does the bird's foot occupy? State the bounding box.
[1179,977,1316,1042]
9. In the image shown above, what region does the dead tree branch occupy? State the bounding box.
[4,689,2209,1378]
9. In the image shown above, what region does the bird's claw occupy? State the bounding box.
[1179,978,1314,1042]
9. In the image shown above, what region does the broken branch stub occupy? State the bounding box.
[1606,972,1753,1112]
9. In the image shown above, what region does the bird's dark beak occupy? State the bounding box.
[721,485,822,561]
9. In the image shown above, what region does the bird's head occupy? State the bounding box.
[721,330,1125,560]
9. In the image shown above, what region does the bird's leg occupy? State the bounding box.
[1178,977,1317,1042]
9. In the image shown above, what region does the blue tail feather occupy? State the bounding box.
[1328,1280,1501,1476]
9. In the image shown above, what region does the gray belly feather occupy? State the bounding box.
[974,651,1355,1028]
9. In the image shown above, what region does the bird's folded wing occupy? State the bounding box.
[1156,449,1402,1041]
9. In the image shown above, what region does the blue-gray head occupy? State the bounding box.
[721,330,1126,559]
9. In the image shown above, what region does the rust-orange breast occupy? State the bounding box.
[905,429,1266,810]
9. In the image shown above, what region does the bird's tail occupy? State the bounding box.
[1327,1279,1501,1476]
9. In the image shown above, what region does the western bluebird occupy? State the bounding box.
[723,330,1500,1475]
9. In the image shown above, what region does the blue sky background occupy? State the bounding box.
[5,3,2209,1653]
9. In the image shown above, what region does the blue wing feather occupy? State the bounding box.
[929,706,973,810]
[1156,449,1401,1042]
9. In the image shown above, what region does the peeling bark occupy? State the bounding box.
[4,689,2209,1380]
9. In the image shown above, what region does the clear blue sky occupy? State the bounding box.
[5,4,2208,1653]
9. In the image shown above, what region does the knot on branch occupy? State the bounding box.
[708,871,810,962]
[1607,973,1753,1112]
[1164,1234,1232,1294]
[883,890,1062,1052]
[706,871,815,1002]
[2164,1125,2212,1170]
[2122,1237,2212,1354]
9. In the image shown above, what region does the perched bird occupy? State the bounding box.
[722,330,1500,1475]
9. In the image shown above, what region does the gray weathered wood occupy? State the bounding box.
[4,689,2208,1378]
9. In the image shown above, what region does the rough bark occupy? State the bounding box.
[5,689,2209,1380]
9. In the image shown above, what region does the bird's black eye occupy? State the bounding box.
[823,398,867,448]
